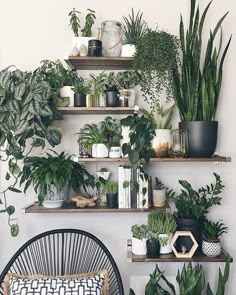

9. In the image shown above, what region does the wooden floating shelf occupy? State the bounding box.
[23,202,170,214]
[77,156,231,163]
[127,240,233,263]
[58,107,137,114]
[64,56,134,70]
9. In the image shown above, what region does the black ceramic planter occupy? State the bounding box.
[106,193,118,208]
[106,91,119,107]
[176,218,202,253]
[146,239,160,258]
[179,121,218,157]
[74,93,86,107]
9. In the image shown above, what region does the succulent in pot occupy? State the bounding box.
[152,177,167,208]
[146,212,161,258]
[72,78,91,107]
[19,151,96,208]
[167,173,225,253]
[202,220,228,258]
[131,224,148,255]
[104,180,118,208]
[121,8,147,57]
[172,0,232,157]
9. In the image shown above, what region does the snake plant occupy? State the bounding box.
[172,0,231,121]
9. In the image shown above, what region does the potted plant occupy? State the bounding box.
[133,28,179,115]
[19,151,95,208]
[72,78,90,107]
[172,0,232,157]
[146,212,161,258]
[104,180,118,208]
[143,104,175,158]
[202,220,228,258]
[152,177,166,208]
[69,8,96,54]
[105,72,119,107]
[89,72,108,107]
[167,173,225,253]
[78,123,108,158]
[96,168,110,181]
[157,213,177,254]
[131,224,148,255]
[176,263,205,295]
[116,71,141,107]
[121,8,147,57]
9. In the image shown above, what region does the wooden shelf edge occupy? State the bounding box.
[23,202,170,214]
[127,240,233,263]
[57,106,139,114]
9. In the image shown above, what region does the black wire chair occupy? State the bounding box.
[0,228,124,295]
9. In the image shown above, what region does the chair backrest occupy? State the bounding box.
[0,229,124,295]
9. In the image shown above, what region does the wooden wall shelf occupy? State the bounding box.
[77,156,231,163]
[23,202,170,214]
[64,56,134,70]
[127,240,233,263]
[58,106,138,114]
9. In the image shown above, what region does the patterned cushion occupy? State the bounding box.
[4,270,109,295]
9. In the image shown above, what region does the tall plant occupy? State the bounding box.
[0,67,62,235]
[172,0,231,121]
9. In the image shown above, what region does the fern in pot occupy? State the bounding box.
[202,220,228,258]
[19,151,95,208]
[131,224,148,256]
[121,8,147,57]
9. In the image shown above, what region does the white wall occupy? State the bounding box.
[0,0,235,294]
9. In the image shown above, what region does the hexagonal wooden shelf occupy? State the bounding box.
[170,231,198,259]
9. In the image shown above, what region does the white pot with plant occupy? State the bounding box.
[143,104,175,158]
[131,224,148,255]
[158,213,176,254]
[69,8,96,55]
[96,168,110,181]
[202,220,228,258]
[152,177,167,207]
[121,8,147,57]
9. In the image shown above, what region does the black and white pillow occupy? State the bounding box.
[9,275,105,295]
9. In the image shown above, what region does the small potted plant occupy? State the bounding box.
[19,151,95,208]
[89,72,108,107]
[116,71,141,107]
[146,212,161,258]
[152,177,166,208]
[69,8,96,54]
[157,213,176,254]
[121,8,147,57]
[131,224,148,255]
[104,180,118,208]
[72,78,91,107]
[96,168,110,181]
[105,72,119,107]
[202,220,228,258]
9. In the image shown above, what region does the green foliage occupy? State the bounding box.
[176,263,205,295]
[104,180,118,194]
[69,8,81,37]
[116,70,141,89]
[203,220,228,241]
[122,8,147,45]
[206,254,230,295]
[134,28,179,112]
[120,115,155,170]
[89,71,108,94]
[167,173,224,219]
[131,224,148,240]
[81,9,96,37]
[147,212,176,239]
[145,265,176,295]
[172,0,231,121]
[154,177,166,190]
[105,72,119,92]
[72,78,90,95]
[19,151,95,204]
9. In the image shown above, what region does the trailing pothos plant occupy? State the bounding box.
[0,66,63,236]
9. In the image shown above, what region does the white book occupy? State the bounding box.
[118,166,125,208]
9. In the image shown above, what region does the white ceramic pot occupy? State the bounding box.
[92,144,109,158]
[121,44,136,57]
[96,171,111,180]
[151,129,171,157]
[109,146,121,158]
[60,86,74,107]
[153,189,166,207]
[43,185,68,208]
[159,233,173,254]
[120,126,130,157]
[202,239,221,257]
[132,237,147,255]
[72,36,96,52]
